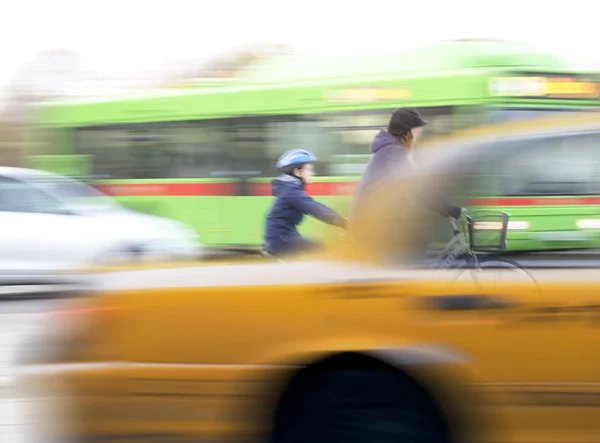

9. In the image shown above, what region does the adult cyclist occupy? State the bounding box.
[350,107,463,222]
[262,149,347,256]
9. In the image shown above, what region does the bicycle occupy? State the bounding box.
[430,209,541,294]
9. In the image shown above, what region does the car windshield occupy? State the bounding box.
[32,175,118,212]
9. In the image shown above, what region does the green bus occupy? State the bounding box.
[25,40,600,250]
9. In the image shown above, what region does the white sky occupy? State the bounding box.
[3,0,600,91]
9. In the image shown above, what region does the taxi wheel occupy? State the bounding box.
[272,366,448,443]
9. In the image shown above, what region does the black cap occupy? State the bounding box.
[387,108,428,135]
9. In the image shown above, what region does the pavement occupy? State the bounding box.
[1,299,57,443]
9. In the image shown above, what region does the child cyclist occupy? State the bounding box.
[263,149,347,256]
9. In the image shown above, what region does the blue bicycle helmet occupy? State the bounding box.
[276,149,317,169]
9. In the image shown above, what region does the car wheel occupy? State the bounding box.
[271,365,449,443]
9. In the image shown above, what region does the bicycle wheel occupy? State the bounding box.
[450,256,542,296]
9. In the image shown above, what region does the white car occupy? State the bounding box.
[0,167,202,272]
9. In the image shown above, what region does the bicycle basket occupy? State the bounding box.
[466,211,510,252]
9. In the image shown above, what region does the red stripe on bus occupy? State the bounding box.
[96,182,358,197]
[96,183,237,197]
[249,182,357,196]
[311,182,358,196]
[468,197,600,206]
[248,183,271,196]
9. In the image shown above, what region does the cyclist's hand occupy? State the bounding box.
[340,217,349,230]
[448,206,463,219]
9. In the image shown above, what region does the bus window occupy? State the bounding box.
[228,119,270,177]
[75,108,456,180]
[77,128,134,179]
[321,107,455,175]
[323,107,454,140]
[323,127,380,175]
[266,118,322,176]
[500,133,600,196]
[77,122,235,179]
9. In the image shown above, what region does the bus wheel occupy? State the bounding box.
[271,366,449,443]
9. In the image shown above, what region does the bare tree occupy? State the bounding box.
[0,48,84,165]
[155,43,291,89]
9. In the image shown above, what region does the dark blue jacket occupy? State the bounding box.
[264,174,346,252]
[350,129,460,221]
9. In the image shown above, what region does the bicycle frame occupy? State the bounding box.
[432,217,479,270]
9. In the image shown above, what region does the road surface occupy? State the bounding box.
[1,299,58,443]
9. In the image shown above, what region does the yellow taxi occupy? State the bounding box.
[23,116,600,443]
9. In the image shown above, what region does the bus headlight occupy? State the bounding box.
[507,221,530,230]
[576,219,600,229]
[472,220,529,231]
[473,221,503,231]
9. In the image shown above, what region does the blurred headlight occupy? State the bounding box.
[577,219,600,229]
[508,221,530,230]
[473,221,529,231]
[473,221,503,231]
